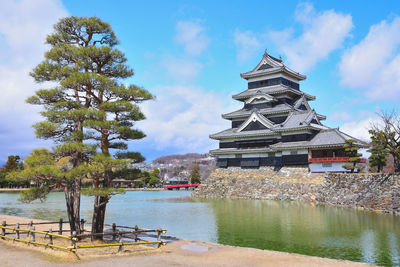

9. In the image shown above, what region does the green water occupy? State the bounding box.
[0,191,399,266]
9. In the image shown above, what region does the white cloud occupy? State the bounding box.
[175,21,210,57]
[232,3,353,71]
[339,17,400,100]
[270,3,353,72]
[0,0,68,161]
[234,29,263,63]
[138,85,238,152]
[162,56,203,83]
[339,117,379,141]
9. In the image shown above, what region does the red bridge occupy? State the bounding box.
[163,184,200,190]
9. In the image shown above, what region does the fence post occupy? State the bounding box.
[15,223,20,239]
[31,226,35,242]
[1,221,6,239]
[72,231,76,249]
[134,225,138,242]
[157,227,162,248]
[28,221,33,237]
[59,218,63,235]
[112,223,117,241]
[49,228,53,245]
[80,219,85,233]
[118,230,123,252]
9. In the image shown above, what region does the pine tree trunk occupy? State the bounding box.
[64,178,81,235]
[91,195,107,240]
[91,169,112,239]
[91,123,112,239]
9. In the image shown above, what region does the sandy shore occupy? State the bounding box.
[0,188,29,192]
[0,214,374,267]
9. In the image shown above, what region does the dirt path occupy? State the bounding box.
[0,215,374,267]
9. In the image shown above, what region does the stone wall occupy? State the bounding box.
[192,167,400,214]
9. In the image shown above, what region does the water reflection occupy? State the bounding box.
[208,199,400,266]
[0,207,24,217]
[388,233,400,266]
[0,191,399,266]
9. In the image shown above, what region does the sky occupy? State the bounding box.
[0,0,400,163]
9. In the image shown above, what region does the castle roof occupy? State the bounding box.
[222,103,292,119]
[232,85,315,101]
[240,51,306,81]
[210,128,368,155]
[211,110,326,139]
[270,128,368,149]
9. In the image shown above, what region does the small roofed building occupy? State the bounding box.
[165,176,188,185]
[210,50,367,172]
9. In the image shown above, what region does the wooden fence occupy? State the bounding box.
[0,219,167,254]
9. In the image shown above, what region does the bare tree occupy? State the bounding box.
[370,110,400,173]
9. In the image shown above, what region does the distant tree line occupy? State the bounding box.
[0,156,28,188]
[115,168,161,188]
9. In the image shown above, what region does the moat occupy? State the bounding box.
[0,191,399,266]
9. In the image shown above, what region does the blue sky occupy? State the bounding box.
[0,0,400,163]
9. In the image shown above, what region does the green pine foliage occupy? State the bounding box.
[6,148,91,203]
[14,16,152,236]
[189,163,201,184]
[342,139,363,173]
[368,130,388,172]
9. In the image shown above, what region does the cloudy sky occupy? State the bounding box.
[0,0,399,163]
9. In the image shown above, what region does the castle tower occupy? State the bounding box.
[210,51,367,172]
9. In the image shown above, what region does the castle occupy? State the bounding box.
[210,51,366,172]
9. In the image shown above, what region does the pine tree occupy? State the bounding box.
[59,16,154,236]
[342,139,363,173]
[18,17,112,233]
[12,16,152,236]
[368,130,388,172]
[189,163,201,184]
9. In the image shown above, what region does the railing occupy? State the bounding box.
[1,220,77,252]
[309,157,367,163]
[0,219,167,254]
[164,184,200,190]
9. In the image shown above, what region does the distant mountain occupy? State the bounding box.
[153,153,211,164]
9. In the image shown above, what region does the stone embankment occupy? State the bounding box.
[192,167,400,214]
